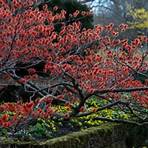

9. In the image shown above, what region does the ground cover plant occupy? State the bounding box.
[0,0,148,140]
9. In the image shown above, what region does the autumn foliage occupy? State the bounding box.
[0,0,148,129]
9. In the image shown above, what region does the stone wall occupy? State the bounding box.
[0,123,148,148]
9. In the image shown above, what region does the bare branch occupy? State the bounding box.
[86,87,148,99]
[92,117,148,126]
[76,100,127,117]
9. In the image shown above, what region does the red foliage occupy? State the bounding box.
[0,100,54,128]
[0,0,148,128]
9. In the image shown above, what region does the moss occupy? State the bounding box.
[0,123,118,144]
[0,123,147,148]
[38,123,123,148]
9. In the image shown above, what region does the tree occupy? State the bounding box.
[38,0,93,31]
[84,0,148,40]
[0,0,148,131]
[128,8,148,29]
[84,0,148,26]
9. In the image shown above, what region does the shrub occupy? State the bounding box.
[0,0,148,134]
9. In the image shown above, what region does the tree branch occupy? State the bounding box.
[92,117,148,126]
[76,100,126,117]
[86,87,148,99]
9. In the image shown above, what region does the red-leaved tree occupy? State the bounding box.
[0,0,148,129]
